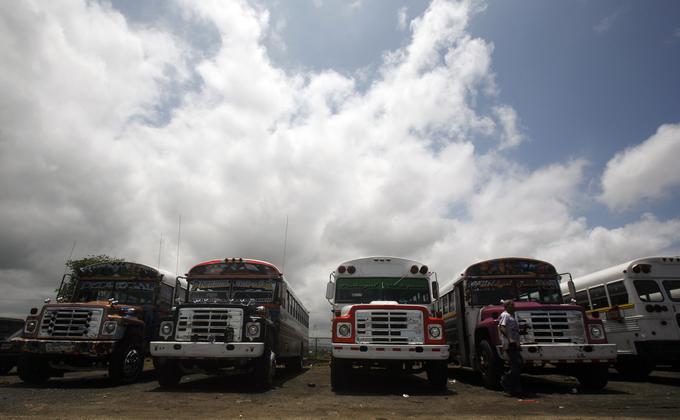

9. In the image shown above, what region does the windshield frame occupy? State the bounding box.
[466,276,564,306]
[334,276,432,304]
[186,277,279,304]
[72,279,157,305]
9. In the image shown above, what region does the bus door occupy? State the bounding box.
[454,283,471,366]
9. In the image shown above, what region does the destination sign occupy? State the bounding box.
[465,259,557,277]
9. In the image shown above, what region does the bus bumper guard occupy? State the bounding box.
[332,343,449,360]
[150,341,265,359]
[498,343,616,364]
[20,338,117,356]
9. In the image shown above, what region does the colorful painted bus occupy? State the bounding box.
[564,256,680,379]
[18,262,179,384]
[438,257,616,391]
[151,258,309,389]
[326,257,449,390]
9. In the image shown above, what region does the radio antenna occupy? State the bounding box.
[62,241,77,277]
[175,215,182,277]
[157,232,163,271]
[281,215,289,274]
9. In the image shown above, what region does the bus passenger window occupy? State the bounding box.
[588,286,608,309]
[575,290,590,309]
[662,280,680,302]
[634,280,664,302]
[606,281,629,306]
[450,291,457,313]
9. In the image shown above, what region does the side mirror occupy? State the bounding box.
[325,281,335,301]
[432,281,439,300]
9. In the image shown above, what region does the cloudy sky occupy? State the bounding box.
[1,0,679,334]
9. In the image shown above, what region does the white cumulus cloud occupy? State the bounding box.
[600,123,680,211]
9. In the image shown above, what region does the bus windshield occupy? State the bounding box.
[335,277,431,304]
[188,278,276,304]
[468,277,563,306]
[73,280,155,304]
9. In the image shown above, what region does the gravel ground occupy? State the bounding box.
[0,360,678,419]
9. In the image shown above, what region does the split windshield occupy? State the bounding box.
[335,277,431,304]
[188,278,277,304]
[73,280,156,304]
[468,277,563,306]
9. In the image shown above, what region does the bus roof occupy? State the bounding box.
[334,256,430,278]
[570,256,680,292]
[188,258,282,277]
[440,257,558,296]
[79,262,161,279]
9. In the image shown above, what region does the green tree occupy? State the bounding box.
[57,254,124,300]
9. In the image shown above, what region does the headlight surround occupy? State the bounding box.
[102,320,118,335]
[428,325,442,339]
[337,322,352,338]
[160,321,174,338]
[589,324,603,340]
[246,322,260,339]
[25,319,38,333]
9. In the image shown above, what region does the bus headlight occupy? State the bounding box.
[102,321,118,335]
[428,325,441,339]
[246,322,260,339]
[25,319,38,333]
[160,321,174,338]
[589,325,603,340]
[337,323,352,338]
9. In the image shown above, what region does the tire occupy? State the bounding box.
[575,364,609,391]
[0,360,14,375]
[156,360,182,388]
[426,360,448,390]
[616,358,653,381]
[284,356,304,372]
[253,346,276,390]
[330,356,350,391]
[109,339,144,384]
[477,340,503,390]
[17,355,50,385]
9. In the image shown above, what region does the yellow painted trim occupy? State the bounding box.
[442,311,458,320]
[586,303,635,314]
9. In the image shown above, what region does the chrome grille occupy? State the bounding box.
[516,310,585,344]
[603,317,640,334]
[176,307,243,342]
[38,307,103,338]
[355,309,424,344]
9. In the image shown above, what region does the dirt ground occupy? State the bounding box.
[1,360,679,419]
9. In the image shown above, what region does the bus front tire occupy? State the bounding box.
[18,355,50,385]
[330,357,350,391]
[156,361,182,388]
[574,364,609,391]
[426,360,448,390]
[109,338,144,384]
[253,347,276,389]
[477,340,503,390]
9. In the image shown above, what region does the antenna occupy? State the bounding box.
[63,241,77,276]
[175,215,182,277]
[157,232,163,271]
[281,215,289,273]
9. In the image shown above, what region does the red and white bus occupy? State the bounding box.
[151,258,308,389]
[325,257,449,390]
[439,257,616,391]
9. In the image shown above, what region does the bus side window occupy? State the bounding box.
[588,285,608,309]
[606,281,629,306]
[634,280,664,302]
[575,290,590,309]
[160,284,174,307]
[662,280,680,301]
[450,291,457,313]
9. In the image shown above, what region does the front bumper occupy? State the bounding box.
[332,343,449,360]
[150,341,265,359]
[498,343,616,364]
[19,338,117,357]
